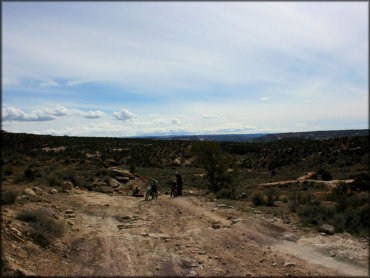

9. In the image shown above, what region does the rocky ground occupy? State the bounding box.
[1,183,368,277]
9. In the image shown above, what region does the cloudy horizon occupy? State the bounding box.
[2,2,368,137]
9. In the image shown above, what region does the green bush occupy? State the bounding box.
[1,190,18,205]
[16,209,64,246]
[48,175,60,187]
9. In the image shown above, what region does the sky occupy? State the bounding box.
[2,1,368,137]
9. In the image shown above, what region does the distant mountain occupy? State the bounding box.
[143,129,368,142]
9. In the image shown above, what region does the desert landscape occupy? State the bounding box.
[1,131,368,277]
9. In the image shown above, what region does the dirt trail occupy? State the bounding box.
[3,189,368,276]
[260,172,354,187]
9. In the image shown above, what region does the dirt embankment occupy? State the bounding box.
[2,188,368,277]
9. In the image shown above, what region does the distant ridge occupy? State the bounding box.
[143,129,368,142]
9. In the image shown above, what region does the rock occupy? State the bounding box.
[116,176,130,183]
[284,262,296,267]
[232,219,243,225]
[99,185,114,193]
[7,262,37,276]
[24,188,36,196]
[149,233,170,239]
[62,181,73,190]
[49,189,58,194]
[140,232,149,237]
[65,210,74,214]
[32,187,43,195]
[198,260,204,264]
[319,224,335,235]
[109,168,134,179]
[211,222,221,229]
[330,252,336,257]
[65,214,75,219]
[117,224,125,230]
[198,251,206,255]
[109,178,122,188]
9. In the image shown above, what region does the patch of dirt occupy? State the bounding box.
[1,186,368,276]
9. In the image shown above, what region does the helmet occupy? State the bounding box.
[151,179,158,184]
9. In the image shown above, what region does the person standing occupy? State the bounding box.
[175,172,183,196]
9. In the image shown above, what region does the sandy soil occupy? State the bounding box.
[2,187,368,277]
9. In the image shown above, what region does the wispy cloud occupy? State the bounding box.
[39,78,58,88]
[260,97,270,101]
[201,114,217,119]
[66,80,86,86]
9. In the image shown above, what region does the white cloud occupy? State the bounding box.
[52,105,69,116]
[3,76,19,86]
[39,78,58,87]
[113,109,136,121]
[171,118,180,124]
[82,110,106,119]
[260,97,270,101]
[66,80,86,86]
[3,106,55,122]
[201,114,217,119]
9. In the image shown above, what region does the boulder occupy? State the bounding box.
[62,181,73,190]
[109,178,122,188]
[319,224,335,235]
[98,185,114,193]
[49,189,58,194]
[24,188,36,196]
[211,222,221,229]
[116,176,130,183]
[32,187,43,195]
[106,159,118,166]
[284,262,296,267]
[109,168,134,179]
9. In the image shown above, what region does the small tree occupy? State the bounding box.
[192,141,238,194]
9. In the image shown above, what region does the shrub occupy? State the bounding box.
[129,163,136,174]
[16,209,64,246]
[24,168,35,180]
[265,189,275,206]
[1,190,18,205]
[322,171,332,181]
[4,168,12,176]
[216,187,236,199]
[48,175,60,187]
[252,192,264,206]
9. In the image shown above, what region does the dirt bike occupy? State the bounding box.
[145,188,158,201]
[171,187,178,198]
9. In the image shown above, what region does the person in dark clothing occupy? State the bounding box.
[132,187,143,197]
[175,172,183,196]
[151,179,158,199]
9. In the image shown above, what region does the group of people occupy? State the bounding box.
[132,172,183,199]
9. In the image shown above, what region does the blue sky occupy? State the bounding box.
[2,2,368,137]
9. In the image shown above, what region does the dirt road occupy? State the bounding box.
[3,189,368,276]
